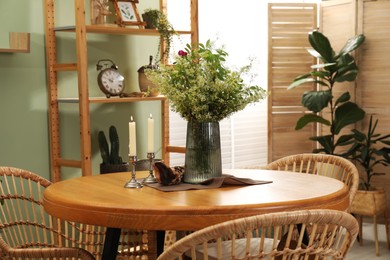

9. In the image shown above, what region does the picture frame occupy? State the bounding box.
[113,0,145,27]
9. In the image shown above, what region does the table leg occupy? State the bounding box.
[102,227,121,260]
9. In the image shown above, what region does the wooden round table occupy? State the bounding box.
[44,169,349,231]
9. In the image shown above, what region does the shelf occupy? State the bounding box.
[0,32,30,53]
[54,25,191,36]
[57,96,166,104]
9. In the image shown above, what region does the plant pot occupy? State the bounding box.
[142,13,156,29]
[100,163,129,174]
[350,187,387,216]
[184,121,222,183]
[138,71,160,96]
[138,56,160,96]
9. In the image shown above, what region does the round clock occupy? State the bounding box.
[96,59,125,98]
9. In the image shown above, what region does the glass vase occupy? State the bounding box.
[184,121,222,184]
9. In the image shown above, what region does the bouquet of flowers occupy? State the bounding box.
[145,40,267,122]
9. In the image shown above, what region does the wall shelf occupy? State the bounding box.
[0,32,30,53]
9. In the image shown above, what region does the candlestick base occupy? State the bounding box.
[143,152,157,184]
[124,178,143,188]
[124,155,143,189]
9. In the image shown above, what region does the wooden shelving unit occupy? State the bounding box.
[0,32,30,53]
[43,0,198,182]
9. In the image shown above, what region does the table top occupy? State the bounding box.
[43,169,349,231]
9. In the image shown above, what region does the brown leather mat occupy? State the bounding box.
[144,174,272,192]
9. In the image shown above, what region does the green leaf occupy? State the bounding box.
[307,48,322,59]
[334,54,359,82]
[295,114,330,130]
[335,134,355,146]
[333,102,365,134]
[310,135,333,154]
[308,31,335,63]
[301,90,332,112]
[335,92,351,106]
[310,70,330,78]
[335,71,358,82]
[310,63,336,70]
[287,78,316,90]
[351,129,366,142]
[338,34,365,55]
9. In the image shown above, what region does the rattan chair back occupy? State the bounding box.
[157,209,358,260]
[0,166,155,259]
[265,154,359,210]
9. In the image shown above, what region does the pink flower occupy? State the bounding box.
[178,50,188,57]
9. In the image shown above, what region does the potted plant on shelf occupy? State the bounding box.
[98,125,129,174]
[141,8,176,63]
[145,40,267,183]
[288,30,366,156]
[348,115,390,216]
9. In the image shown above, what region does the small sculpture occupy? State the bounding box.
[91,0,111,25]
[153,162,183,186]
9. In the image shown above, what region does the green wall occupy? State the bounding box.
[0,0,162,180]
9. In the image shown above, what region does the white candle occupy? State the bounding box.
[147,114,154,153]
[129,116,136,156]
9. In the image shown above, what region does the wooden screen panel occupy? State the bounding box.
[358,0,390,114]
[320,0,357,155]
[268,3,317,163]
[357,0,390,209]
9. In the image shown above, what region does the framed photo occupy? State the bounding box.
[113,0,145,27]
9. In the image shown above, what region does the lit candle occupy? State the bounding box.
[129,116,136,156]
[147,114,154,153]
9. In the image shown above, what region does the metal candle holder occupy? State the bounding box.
[124,155,143,188]
[143,152,157,184]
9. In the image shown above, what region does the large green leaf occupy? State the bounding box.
[338,34,365,56]
[333,102,365,134]
[307,48,322,59]
[310,135,333,154]
[335,70,358,82]
[301,90,332,112]
[335,134,355,146]
[310,70,330,78]
[310,63,336,70]
[287,78,317,90]
[295,114,330,130]
[334,54,358,82]
[308,31,335,63]
[335,92,351,106]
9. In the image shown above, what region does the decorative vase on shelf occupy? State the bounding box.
[184,121,222,184]
[138,55,160,96]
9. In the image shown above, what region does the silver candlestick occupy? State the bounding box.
[124,155,143,188]
[143,152,157,184]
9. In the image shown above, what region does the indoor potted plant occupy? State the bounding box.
[288,30,366,156]
[348,115,390,215]
[145,40,267,183]
[347,115,390,255]
[98,125,129,174]
[141,8,176,63]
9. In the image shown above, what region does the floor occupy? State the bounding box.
[346,223,389,259]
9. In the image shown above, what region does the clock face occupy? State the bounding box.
[98,69,125,96]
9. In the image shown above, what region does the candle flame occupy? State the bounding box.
[131,116,133,121]
[149,113,153,119]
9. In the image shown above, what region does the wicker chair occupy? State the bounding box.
[0,166,155,259]
[157,209,359,260]
[262,154,359,210]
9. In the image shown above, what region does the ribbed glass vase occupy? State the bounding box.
[184,121,222,184]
